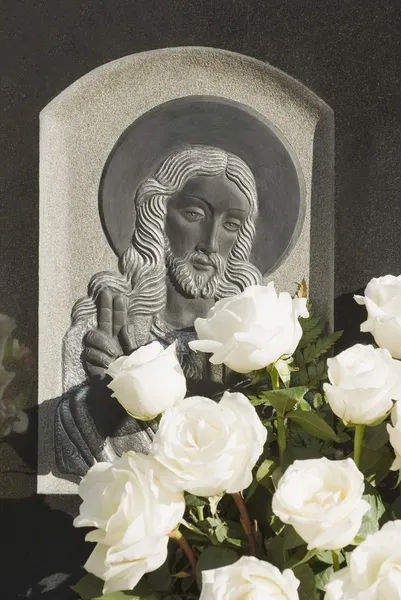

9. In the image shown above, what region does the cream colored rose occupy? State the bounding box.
[189,283,309,373]
[324,344,401,425]
[74,452,185,593]
[200,556,300,600]
[152,391,267,496]
[355,275,401,359]
[85,536,169,595]
[387,401,401,472]
[325,520,401,600]
[106,341,186,420]
[272,458,370,550]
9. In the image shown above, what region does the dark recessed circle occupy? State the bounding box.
[99,96,305,275]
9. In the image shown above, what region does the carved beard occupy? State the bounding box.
[164,239,226,299]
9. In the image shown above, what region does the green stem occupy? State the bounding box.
[169,529,197,576]
[332,550,340,572]
[353,424,366,468]
[277,412,286,470]
[271,366,286,469]
[271,366,280,390]
[197,506,204,521]
[232,493,256,556]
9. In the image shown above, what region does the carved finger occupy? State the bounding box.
[85,364,106,380]
[112,294,128,338]
[119,324,137,355]
[97,289,113,338]
[83,348,112,369]
[85,330,120,357]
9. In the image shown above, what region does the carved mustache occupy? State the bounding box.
[187,251,224,270]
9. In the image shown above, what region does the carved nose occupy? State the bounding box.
[197,225,219,255]
[196,240,219,255]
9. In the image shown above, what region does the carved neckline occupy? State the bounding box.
[151,315,197,338]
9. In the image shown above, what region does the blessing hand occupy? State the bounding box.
[83,289,137,380]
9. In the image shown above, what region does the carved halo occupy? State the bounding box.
[99,95,306,276]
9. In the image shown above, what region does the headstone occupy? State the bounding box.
[38,47,334,493]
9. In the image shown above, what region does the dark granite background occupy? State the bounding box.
[1,0,400,598]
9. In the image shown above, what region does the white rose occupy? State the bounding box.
[200,556,300,600]
[106,341,186,420]
[325,520,401,600]
[74,452,185,593]
[387,401,401,472]
[152,391,267,496]
[272,458,370,550]
[323,344,401,425]
[189,283,309,373]
[85,536,169,595]
[355,275,401,359]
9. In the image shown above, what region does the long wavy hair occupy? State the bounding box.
[71,145,262,326]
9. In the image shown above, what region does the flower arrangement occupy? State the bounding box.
[72,276,401,600]
[0,313,33,438]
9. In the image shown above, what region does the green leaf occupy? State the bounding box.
[283,526,305,551]
[180,518,209,540]
[270,514,285,535]
[147,561,171,593]
[301,331,343,364]
[289,548,317,569]
[248,394,268,407]
[287,410,339,442]
[315,565,334,591]
[364,423,391,452]
[181,575,196,593]
[356,484,386,541]
[196,547,238,588]
[293,564,319,600]
[359,446,393,485]
[390,495,401,519]
[71,575,159,600]
[265,535,286,569]
[298,316,325,349]
[256,459,277,489]
[315,550,334,565]
[263,387,309,414]
[209,494,223,516]
[298,397,312,411]
[185,494,207,508]
[105,581,159,600]
[71,574,103,600]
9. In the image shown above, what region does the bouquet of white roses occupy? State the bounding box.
[72,277,401,600]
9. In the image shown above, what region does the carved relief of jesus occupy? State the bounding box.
[57,145,263,475]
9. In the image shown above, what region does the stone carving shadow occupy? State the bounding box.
[37,394,81,486]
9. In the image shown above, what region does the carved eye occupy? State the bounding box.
[183,209,205,222]
[224,220,241,232]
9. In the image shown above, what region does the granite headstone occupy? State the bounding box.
[38,47,334,493]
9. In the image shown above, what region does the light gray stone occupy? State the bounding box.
[38,47,334,493]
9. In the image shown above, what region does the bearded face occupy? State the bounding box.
[165,238,226,299]
[163,172,251,299]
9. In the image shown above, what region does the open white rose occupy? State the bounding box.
[323,344,401,425]
[355,275,401,359]
[85,536,169,595]
[189,283,309,373]
[106,341,186,420]
[387,401,401,472]
[325,520,401,600]
[272,458,370,550]
[74,452,185,593]
[200,555,300,600]
[152,391,267,496]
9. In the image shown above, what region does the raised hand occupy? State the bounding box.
[83,289,137,380]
